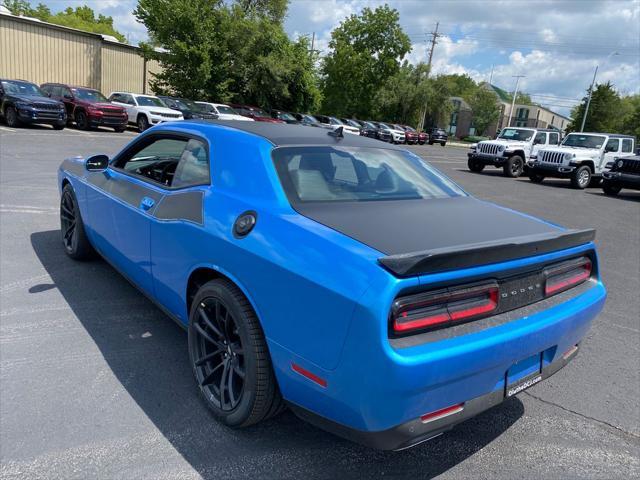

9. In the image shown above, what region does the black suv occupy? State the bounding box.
[428,128,448,146]
[602,155,640,196]
[0,79,66,129]
[157,96,217,120]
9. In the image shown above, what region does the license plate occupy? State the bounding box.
[506,372,542,397]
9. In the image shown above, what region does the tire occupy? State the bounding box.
[529,172,545,183]
[588,177,602,188]
[75,110,89,130]
[53,122,65,130]
[114,126,126,133]
[503,155,524,178]
[440,142,446,147]
[188,279,284,427]
[60,184,95,260]
[428,141,434,145]
[602,180,622,196]
[468,157,485,173]
[5,106,21,127]
[137,114,149,132]
[571,165,591,189]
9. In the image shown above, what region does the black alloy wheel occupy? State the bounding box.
[5,106,20,127]
[76,110,89,130]
[59,184,93,259]
[504,155,524,178]
[188,279,284,427]
[191,296,246,412]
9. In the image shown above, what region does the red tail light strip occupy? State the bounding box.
[420,403,465,423]
[544,258,592,296]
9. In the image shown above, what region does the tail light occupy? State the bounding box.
[392,282,499,334]
[420,403,464,423]
[544,257,592,296]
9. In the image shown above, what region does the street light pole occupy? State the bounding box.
[580,65,598,132]
[507,75,525,127]
[580,52,618,132]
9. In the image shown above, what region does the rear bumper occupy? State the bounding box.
[273,247,606,449]
[290,345,580,451]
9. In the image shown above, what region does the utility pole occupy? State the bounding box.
[488,64,494,85]
[507,75,525,127]
[580,65,598,132]
[310,32,315,56]
[418,22,440,131]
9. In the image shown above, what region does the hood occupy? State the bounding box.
[12,94,61,105]
[218,113,253,121]
[139,106,180,115]
[294,196,571,275]
[540,146,600,158]
[481,139,528,148]
[87,102,125,112]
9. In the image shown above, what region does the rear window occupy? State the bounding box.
[272,146,465,203]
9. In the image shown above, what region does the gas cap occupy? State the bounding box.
[233,211,257,238]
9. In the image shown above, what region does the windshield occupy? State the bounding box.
[405,126,416,132]
[1,80,45,96]
[72,88,108,103]
[177,98,201,111]
[272,146,465,203]
[249,107,269,117]
[302,114,319,123]
[329,117,344,125]
[196,103,216,113]
[136,96,166,107]
[561,134,606,149]
[498,128,534,141]
[277,112,296,121]
[362,121,376,129]
[380,123,394,130]
[215,105,237,115]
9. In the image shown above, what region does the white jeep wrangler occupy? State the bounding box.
[528,133,636,189]
[467,127,561,178]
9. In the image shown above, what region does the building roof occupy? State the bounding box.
[173,120,406,149]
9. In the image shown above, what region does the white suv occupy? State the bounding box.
[529,133,636,189]
[468,127,561,177]
[108,92,183,132]
[195,102,253,121]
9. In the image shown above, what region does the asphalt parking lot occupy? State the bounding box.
[0,124,638,479]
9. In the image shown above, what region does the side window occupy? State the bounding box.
[62,87,72,98]
[534,132,546,144]
[605,138,619,152]
[109,93,122,102]
[549,132,560,145]
[621,139,633,153]
[126,95,136,106]
[115,137,189,186]
[172,139,210,188]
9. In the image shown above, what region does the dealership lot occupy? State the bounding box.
[0,127,638,479]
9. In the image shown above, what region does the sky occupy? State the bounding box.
[28,0,640,116]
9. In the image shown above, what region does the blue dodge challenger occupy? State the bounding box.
[58,121,606,450]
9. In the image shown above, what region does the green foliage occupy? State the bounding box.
[462,135,490,143]
[321,5,411,118]
[3,1,127,42]
[422,75,456,129]
[374,61,430,126]
[566,82,625,133]
[135,0,320,111]
[619,94,640,138]
[467,87,501,136]
[437,74,477,100]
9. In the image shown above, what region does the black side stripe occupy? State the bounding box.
[153,191,204,225]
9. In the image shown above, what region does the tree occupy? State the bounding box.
[321,5,411,118]
[468,87,501,136]
[566,82,622,133]
[374,61,430,126]
[3,1,126,42]
[135,0,320,110]
[619,94,640,138]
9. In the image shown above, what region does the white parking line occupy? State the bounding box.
[0,126,17,133]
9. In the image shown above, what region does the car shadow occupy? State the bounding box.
[31,229,524,479]
[585,190,640,202]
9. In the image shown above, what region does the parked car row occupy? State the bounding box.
[0,77,444,146]
[468,127,638,194]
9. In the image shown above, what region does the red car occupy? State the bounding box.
[41,83,128,132]
[228,104,285,123]
[396,124,419,145]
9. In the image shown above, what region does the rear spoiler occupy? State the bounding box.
[378,228,596,277]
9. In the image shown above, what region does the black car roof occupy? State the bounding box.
[201,120,405,149]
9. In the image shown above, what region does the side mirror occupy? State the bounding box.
[85,154,109,171]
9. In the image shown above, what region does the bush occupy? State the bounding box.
[462,135,490,143]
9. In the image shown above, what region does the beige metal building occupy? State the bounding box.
[0,11,162,95]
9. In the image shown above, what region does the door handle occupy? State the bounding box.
[140,196,155,211]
